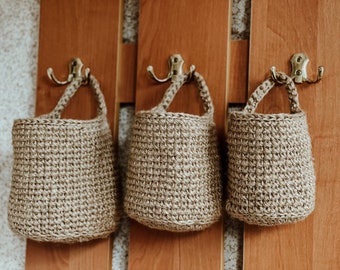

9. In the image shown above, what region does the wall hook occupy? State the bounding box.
[147,54,195,83]
[290,53,324,84]
[47,58,90,85]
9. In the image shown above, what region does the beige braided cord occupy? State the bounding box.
[8,75,120,243]
[244,72,302,114]
[152,72,214,117]
[44,74,107,119]
[225,71,316,226]
[124,71,222,232]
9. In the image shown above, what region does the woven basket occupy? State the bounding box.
[124,72,222,232]
[225,72,316,226]
[8,75,120,243]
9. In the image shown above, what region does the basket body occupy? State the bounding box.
[225,74,316,226]
[124,72,222,232]
[7,76,120,243]
[226,112,315,225]
[125,112,222,231]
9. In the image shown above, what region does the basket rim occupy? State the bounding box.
[135,110,213,120]
[230,110,306,119]
[13,114,107,125]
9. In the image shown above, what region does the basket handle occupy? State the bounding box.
[44,75,107,119]
[152,71,214,117]
[243,71,302,114]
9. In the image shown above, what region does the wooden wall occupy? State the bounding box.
[244,1,340,269]
[24,0,339,269]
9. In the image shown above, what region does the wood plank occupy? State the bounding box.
[244,1,340,269]
[228,40,248,104]
[127,1,230,269]
[118,43,137,103]
[26,239,112,270]
[25,0,122,269]
[311,3,340,268]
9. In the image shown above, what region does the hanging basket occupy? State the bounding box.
[225,72,316,226]
[124,72,222,232]
[8,75,121,243]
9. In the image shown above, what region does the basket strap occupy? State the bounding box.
[44,75,107,119]
[243,71,302,114]
[152,71,214,117]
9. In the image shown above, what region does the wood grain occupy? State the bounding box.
[245,1,340,269]
[127,0,231,269]
[26,239,112,270]
[228,40,248,104]
[118,43,137,103]
[25,0,122,269]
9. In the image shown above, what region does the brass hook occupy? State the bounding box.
[147,54,195,83]
[47,58,90,85]
[290,53,324,84]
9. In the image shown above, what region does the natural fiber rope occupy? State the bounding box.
[244,72,301,114]
[8,75,120,243]
[225,71,315,226]
[152,72,214,116]
[44,75,107,119]
[124,71,222,232]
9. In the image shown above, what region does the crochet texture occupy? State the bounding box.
[8,75,120,243]
[225,72,315,226]
[124,72,222,232]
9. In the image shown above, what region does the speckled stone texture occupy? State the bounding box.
[0,1,39,269]
[0,0,250,269]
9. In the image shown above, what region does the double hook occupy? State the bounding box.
[271,53,324,84]
[147,54,195,83]
[47,58,90,85]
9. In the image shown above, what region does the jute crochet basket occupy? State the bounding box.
[225,72,316,226]
[124,72,222,232]
[8,75,120,243]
